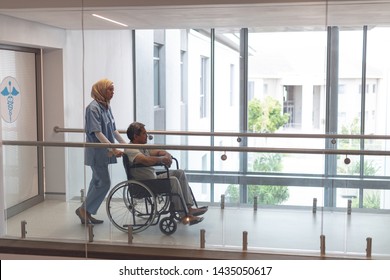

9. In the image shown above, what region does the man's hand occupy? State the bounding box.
[160,155,172,167]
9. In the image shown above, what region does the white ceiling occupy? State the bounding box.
[1,1,390,31]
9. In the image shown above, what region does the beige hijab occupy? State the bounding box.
[91,78,113,108]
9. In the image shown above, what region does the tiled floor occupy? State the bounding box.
[3,199,390,259]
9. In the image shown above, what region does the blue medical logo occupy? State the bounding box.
[0,76,21,123]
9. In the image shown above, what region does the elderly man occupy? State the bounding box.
[124,121,207,225]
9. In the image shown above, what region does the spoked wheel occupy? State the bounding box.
[106,180,157,233]
[159,217,177,235]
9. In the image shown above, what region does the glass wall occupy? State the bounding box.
[130,26,390,209]
[2,1,390,259]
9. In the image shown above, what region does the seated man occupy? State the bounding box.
[125,121,207,225]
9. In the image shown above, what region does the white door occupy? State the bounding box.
[0,47,43,220]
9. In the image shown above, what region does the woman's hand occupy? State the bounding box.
[108,148,123,158]
[113,149,124,157]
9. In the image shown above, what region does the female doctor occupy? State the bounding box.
[75,78,126,224]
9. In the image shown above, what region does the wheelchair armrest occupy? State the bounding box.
[123,154,179,180]
[132,162,170,178]
[134,156,178,170]
[172,157,179,169]
[132,162,166,168]
[155,157,179,176]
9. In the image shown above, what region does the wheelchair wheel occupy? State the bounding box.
[159,217,177,235]
[106,180,157,233]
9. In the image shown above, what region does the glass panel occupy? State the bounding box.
[361,189,381,209]
[284,186,324,207]
[363,138,386,176]
[337,28,364,175]
[3,146,38,207]
[380,189,390,210]
[336,187,359,208]
[247,30,327,175]
[5,1,390,260]
[365,27,390,177]
[5,147,87,242]
[337,154,360,176]
[214,29,241,172]
[191,182,211,205]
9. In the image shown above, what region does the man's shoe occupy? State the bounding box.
[189,207,208,216]
[189,216,204,225]
[182,215,204,226]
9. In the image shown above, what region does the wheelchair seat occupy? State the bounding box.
[122,153,171,195]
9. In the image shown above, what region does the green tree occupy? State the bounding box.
[225,152,289,204]
[361,191,380,209]
[225,97,290,205]
[339,117,360,149]
[248,97,289,133]
[253,153,282,172]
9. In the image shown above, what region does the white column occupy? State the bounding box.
[301,83,314,131]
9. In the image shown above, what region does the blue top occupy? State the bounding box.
[84,100,117,166]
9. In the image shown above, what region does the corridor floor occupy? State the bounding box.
[3,199,390,259]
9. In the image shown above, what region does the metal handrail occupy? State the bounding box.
[3,140,390,156]
[53,126,390,140]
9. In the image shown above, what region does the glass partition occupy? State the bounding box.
[1,143,389,258]
[247,30,327,178]
[2,0,390,260]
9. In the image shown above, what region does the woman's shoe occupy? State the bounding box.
[87,213,104,224]
[75,207,91,225]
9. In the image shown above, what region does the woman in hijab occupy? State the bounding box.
[75,78,126,224]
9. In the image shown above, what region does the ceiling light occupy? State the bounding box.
[92,14,128,27]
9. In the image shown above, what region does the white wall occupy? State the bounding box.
[135,30,154,126]
[1,14,134,200]
[43,49,66,200]
[0,14,68,201]
[165,30,182,146]
[0,14,65,48]
[64,29,134,199]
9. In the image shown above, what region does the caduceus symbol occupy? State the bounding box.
[1,80,20,122]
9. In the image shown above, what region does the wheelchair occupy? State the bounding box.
[106,154,200,235]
